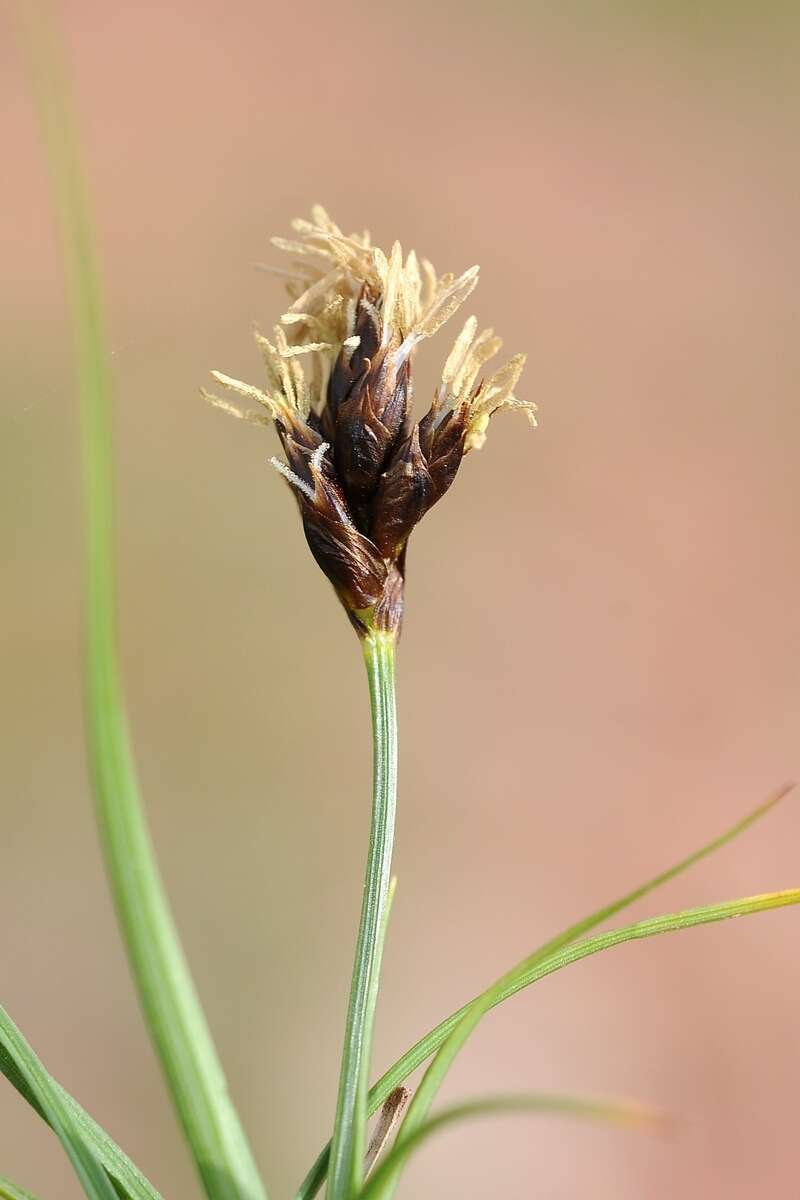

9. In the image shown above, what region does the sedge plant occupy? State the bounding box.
[5,11,798,1200]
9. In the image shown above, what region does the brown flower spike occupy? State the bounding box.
[202,207,536,637]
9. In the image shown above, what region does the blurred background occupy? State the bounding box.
[3,2,800,1197]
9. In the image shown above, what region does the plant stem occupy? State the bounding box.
[20,9,268,1200]
[327,630,398,1200]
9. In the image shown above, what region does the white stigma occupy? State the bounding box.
[310,441,329,472]
[269,441,329,503]
[269,457,315,502]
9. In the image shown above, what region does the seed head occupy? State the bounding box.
[202,206,536,637]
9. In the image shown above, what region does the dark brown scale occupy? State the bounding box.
[271,328,475,638]
[370,425,434,559]
[369,401,469,560]
[423,404,470,503]
[301,508,386,613]
[321,289,381,441]
[333,347,411,510]
[281,435,388,614]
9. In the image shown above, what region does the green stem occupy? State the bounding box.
[327,631,398,1200]
[20,9,267,1200]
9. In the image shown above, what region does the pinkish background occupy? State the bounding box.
[3,3,800,1198]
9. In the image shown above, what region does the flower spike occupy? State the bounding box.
[203,207,536,636]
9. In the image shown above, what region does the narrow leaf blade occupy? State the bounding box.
[0,1007,118,1200]
[363,1003,484,1200]
[358,1093,657,1200]
[294,787,793,1200]
[371,888,800,1197]
[0,1038,163,1200]
[18,9,268,1200]
[369,789,797,1114]
[517,889,800,986]
[0,1177,41,1200]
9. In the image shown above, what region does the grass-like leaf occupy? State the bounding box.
[361,988,485,1199]
[0,1177,41,1200]
[18,8,267,1200]
[0,1041,163,1200]
[294,786,793,1199]
[363,888,799,1197]
[357,1093,658,1200]
[374,890,800,1110]
[0,1008,118,1200]
[509,889,799,978]
[367,788,796,1115]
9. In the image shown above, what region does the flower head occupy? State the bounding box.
[202,206,536,636]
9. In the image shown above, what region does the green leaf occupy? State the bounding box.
[0,1007,119,1200]
[363,997,484,1199]
[367,787,796,1116]
[357,1093,658,1200]
[365,887,799,1198]
[294,786,793,1199]
[0,1040,163,1200]
[381,891,800,1114]
[0,1177,41,1200]
[509,888,800,980]
[18,9,268,1200]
